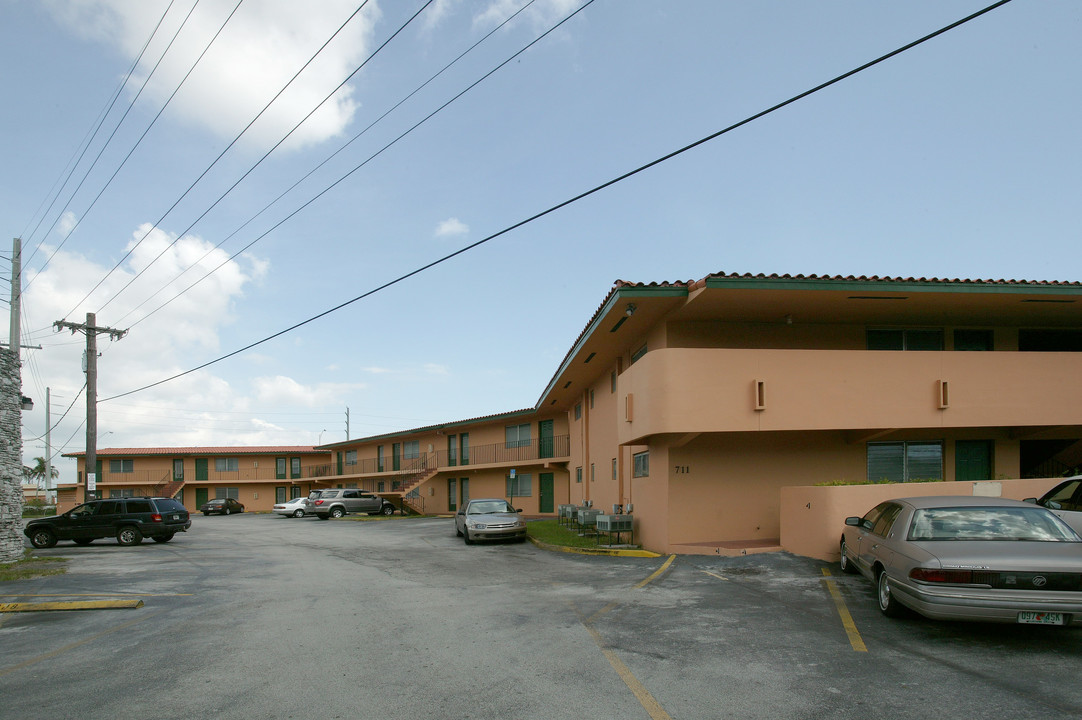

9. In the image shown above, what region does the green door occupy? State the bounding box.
[195,458,208,482]
[195,487,208,508]
[539,472,554,513]
[539,420,554,458]
[956,440,993,481]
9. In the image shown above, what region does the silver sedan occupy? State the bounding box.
[839,495,1082,626]
[455,499,527,545]
[272,496,309,518]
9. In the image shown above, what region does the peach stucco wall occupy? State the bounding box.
[779,477,1066,562]
[617,348,1082,443]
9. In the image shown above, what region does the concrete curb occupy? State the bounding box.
[527,536,661,558]
[0,599,144,613]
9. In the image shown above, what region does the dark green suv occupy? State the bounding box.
[24,497,192,548]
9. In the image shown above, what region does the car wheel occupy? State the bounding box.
[74,538,94,546]
[330,507,345,519]
[202,511,210,516]
[839,538,858,574]
[225,508,231,515]
[153,533,174,543]
[29,528,57,549]
[293,509,304,518]
[455,524,462,537]
[381,504,395,516]
[463,528,473,545]
[876,568,905,617]
[116,526,143,546]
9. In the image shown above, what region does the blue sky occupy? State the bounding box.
[3,0,1079,482]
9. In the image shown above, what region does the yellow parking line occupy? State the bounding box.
[587,555,677,624]
[583,623,674,720]
[0,593,192,598]
[820,568,867,652]
[634,554,676,589]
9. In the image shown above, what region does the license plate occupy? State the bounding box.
[1017,611,1065,625]
[171,514,180,520]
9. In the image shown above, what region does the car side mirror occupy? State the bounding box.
[1022,497,1037,504]
[516,508,523,513]
[1046,500,1063,510]
[844,516,862,527]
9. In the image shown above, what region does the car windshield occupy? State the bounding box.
[468,501,515,515]
[907,507,1080,542]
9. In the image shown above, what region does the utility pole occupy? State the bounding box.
[45,387,52,493]
[345,407,350,441]
[8,237,19,351]
[54,313,126,498]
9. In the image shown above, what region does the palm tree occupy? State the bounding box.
[25,457,59,489]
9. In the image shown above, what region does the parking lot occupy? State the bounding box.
[3,512,1081,720]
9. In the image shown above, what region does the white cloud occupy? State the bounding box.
[252,375,366,407]
[45,0,380,149]
[435,217,469,238]
[57,211,78,237]
[474,0,581,29]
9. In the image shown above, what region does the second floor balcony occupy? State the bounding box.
[618,347,1082,442]
[331,435,571,479]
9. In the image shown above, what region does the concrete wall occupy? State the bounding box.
[779,477,1065,562]
[0,348,23,562]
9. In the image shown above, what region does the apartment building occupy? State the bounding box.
[60,447,332,513]
[57,273,1082,555]
[318,410,572,517]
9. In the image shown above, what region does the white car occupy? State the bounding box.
[1027,476,1082,535]
[272,496,309,518]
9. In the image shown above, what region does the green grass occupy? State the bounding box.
[527,518,618,549]
[0,550,68,582]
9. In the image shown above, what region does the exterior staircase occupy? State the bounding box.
[154,479,185,499]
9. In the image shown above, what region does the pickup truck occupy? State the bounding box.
[309,489,396,519]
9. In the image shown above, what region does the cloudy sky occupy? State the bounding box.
[3,0,1079,482]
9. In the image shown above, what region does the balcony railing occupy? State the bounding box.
[434,435,570,467]
[324,435,571,480]
[95,461,334,486]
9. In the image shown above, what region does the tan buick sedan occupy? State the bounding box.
[840,496,1082,626]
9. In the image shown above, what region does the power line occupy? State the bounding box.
[121,0,589,331]
[38,0,244,306]
[96,0,436,316]
[103,1,1013,403]
[65,0,381,320]
[23,0,186,273]
[113,0,541,327]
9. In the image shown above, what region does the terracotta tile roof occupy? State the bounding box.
[698,271,1082,287]
[538,272,1082,407]
[320,409,537,447]
[63,446,324,458]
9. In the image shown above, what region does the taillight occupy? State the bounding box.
[909,568,973,583]
[151,513,162,523]
[314,500,324,506]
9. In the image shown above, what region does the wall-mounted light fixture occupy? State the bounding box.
[625,303,636,317]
